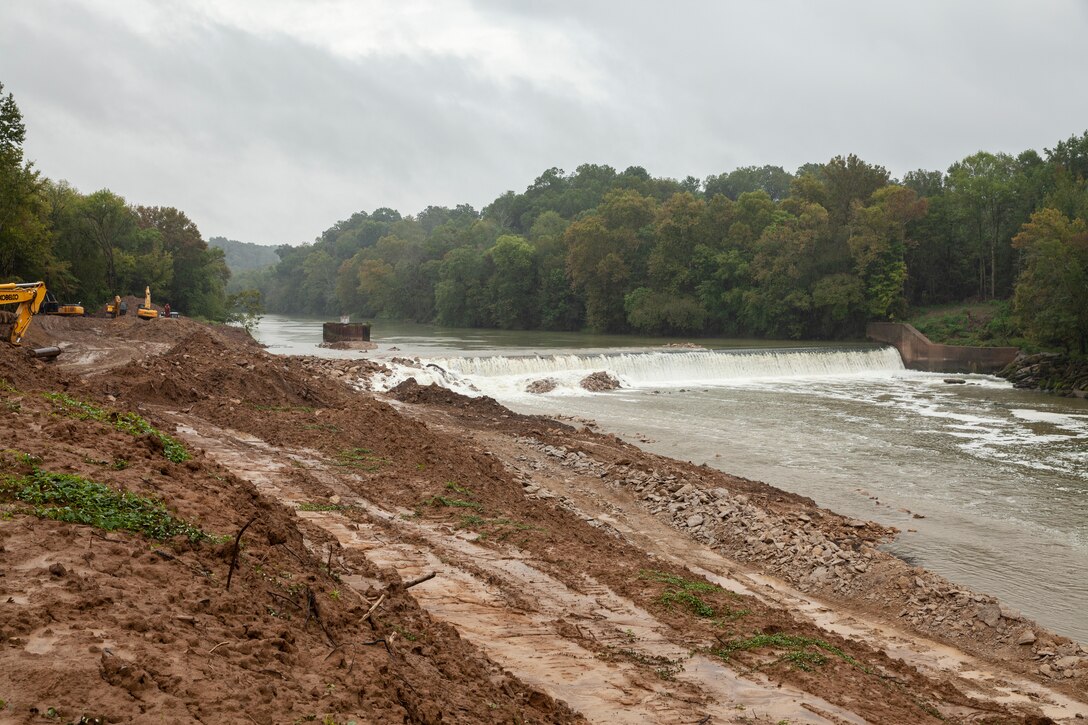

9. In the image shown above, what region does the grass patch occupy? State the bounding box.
[641,569,721,618]
[0,468,208,541]
[907,300,1025,348]
[334,447,388,471]
[0,378,17,393]
[298,501,348,512]
[423,495,482,511]
[444,481,472,495]
[44,392,190,463]
[597,645,684,680]
[711,632,862,672]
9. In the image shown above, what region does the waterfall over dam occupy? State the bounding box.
[431,346,905,387]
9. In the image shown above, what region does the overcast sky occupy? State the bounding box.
[2,1,1086,246]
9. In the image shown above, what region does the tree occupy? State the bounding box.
[78,190,142,292]
[487,235,536,329]
[434,246,489,327]
[705,165,793,201]
[0,82,52,281]
[847,186,927,319]
[1012,208,1088,353]
[946,152,1018,299]
[137,206,229,319]
[228,288,264,335]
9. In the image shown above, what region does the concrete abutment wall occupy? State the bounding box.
[866,322,1018,373]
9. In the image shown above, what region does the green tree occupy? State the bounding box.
[946,152,1018,299]
[1012,208,1088,353]
[0,82,52,281]
[487,235,536,329]
[847,186,927,319]
[434,246,489,327]
[137,206,229,319]
[227,288,264,335]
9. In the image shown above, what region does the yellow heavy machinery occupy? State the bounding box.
[42,292,84,317]
[137,286,159,320]
[0,281,48,344]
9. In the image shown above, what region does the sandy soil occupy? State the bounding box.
[0,315,1085,723]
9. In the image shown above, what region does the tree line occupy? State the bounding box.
[0,82,230,319]
[3,75,1085,352]
[239,133,1087,352]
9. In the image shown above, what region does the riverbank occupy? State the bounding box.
[1,314,1085,723]
[999,351,1088,398]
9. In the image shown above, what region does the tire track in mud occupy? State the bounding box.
[174,419,866,725]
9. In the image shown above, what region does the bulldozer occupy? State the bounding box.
[0,281,61,358]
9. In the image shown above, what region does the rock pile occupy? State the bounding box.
[999,352,1088,397]
[526,378,558,394]
[579,371,621,391]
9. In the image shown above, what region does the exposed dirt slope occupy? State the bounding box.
[0,317,1084,724]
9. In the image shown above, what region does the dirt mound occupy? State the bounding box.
[0,346,580,724]
[387,379,559,432]
[96,328,346,410]
[0,342,72,393]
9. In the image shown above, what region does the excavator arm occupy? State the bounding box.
[0,282,48,344]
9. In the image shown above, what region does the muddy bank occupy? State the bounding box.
[0,316,1085,723]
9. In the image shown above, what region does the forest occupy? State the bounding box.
[0,82,230,320]
[3,78,1086,352]
[238,133,1088,353]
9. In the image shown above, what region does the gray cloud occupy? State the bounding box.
[1,0,1086,245]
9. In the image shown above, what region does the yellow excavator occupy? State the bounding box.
[42,293,84,317]
[137,286,159,320]
[0,281,48,344]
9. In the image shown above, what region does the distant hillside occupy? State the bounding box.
[208,236,281,273]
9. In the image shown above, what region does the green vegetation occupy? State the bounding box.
[711,632,862,672]
[225,132,1088,353]
[596,644,684,680]
[334,447,388,471]
[44,392,190,463]
[642,570,720,618]
[907,301,1022,347]
[0,468,208,541]
[297,502,348,512]
[423,495,482,511]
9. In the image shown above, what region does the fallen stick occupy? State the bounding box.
[209,641,230,654]
[403,571,436,589]
[362,593,386,622]
[226,515,259,591]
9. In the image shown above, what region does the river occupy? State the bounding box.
[255,315,1088,642]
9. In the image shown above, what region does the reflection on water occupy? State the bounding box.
[254,315,1088,642]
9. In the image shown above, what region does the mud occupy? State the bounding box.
[0,316,1084,723]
